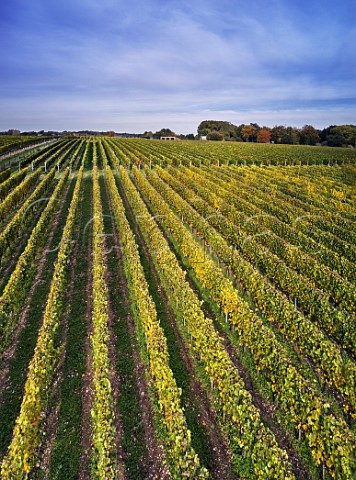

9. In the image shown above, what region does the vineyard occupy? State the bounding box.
[0,137,355,479]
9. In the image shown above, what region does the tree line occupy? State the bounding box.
[196,121,356,147]
[3,124,356,147]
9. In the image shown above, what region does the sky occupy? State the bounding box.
[1,0,355,133]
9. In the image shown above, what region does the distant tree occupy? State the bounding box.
[331,125,356,146]
[270,125,286,144]
[198,120,238,140]
[257,128,271,143]
[319,125,336,144]
[153,128,175,139]
[199,128,210,136]
[185,133,195,140]
[281,127,300,144]
[300,125,319,145]
[7,129,21,136]
[196,120,354,146]
[324,133,346,147]
[106,131,115,137]
[20,131,38,136]
[143,130,153,139]
[236,124,245,141]
[198,121,212,135]
[241,125,257,142]
[207,132,223,141]
[225,127,239,141]
[320,125,356,147]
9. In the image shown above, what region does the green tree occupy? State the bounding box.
[270,125,286,144]
[299,125,319,145]
[281,127,300,144]
[325,133,345,147]
[207,132,223,141]
[197,120,238,140]
[331,125,356,146]
[153,128,175,139]
[185,133,195,140]
[7,129,21,136]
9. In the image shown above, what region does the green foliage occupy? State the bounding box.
[299,125,320,145]
[153,128,176,139]
[321,125,356,147]
[198,120,238,140]
[207,131,224,141]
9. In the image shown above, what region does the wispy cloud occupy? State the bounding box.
[1,0,355,132]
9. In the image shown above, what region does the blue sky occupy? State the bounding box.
[1,0,355,133]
